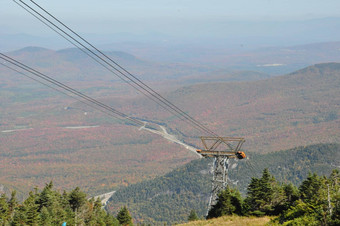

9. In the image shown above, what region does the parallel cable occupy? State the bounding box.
[26,0,216,137]
[14,0,209,136]
[12,0,156,103]
[29,0,218,136]
[0,62,140,127]
[14,0,219,137]
[0,53,144,127]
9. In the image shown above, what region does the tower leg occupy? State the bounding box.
[206,156,229,215]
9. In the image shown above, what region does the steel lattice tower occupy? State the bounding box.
[196,137,245,214]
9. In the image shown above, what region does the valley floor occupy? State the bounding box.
[180,216,272,226]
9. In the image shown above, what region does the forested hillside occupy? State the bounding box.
[106,143,340,224]
[136,62,340,153]
[1,61,339,202]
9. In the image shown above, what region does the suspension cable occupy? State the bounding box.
[0,53,144,127]
[0,61,142,127]
[13,0,220,138]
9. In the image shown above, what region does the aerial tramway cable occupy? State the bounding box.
[6,1,255,213]
[0,61,144,128]
[28,0,214,134]
[0,53,145,127]
[13,0,220,138]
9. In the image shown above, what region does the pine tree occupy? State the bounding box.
[245,177,262,215]
[25,191,40,225]
[277,171,340,225]
[36,181,54,211]
[104,213,120,226]
[117,206,133,226]
[40,206,53,225]
[280,183,299,212]
[11,206,28,226]
[245,168,285,216]
[0,193,9,224]
[258,168,275,214]
[299,173,323,204]
[8,190,18,218]
[327,169,340,226]
[69,187,87,212]
[188,209,199,221]
[61,190,75,225]
[207,186,243,219]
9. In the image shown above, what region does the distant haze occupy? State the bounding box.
[1,1,340,58]
[2,0,340,33]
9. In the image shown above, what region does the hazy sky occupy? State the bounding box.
[1,0,340,36]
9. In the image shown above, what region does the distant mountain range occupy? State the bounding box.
[2,16,340,75]
[2,46,271,85]
[2,41,340,80]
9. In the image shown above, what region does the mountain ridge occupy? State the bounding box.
[120,62,340,153]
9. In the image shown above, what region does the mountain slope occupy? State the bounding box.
[124,62,340,153]
[0,60,339,207]
[106,143,340,225]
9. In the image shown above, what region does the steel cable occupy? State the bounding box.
[0,61,143,128]
[14,0,220,138]
[0,53,145,127]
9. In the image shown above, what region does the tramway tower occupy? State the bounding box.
[196,137,246,214]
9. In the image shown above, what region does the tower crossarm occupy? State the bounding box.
[199,136,245,152]
[196,150,239,158]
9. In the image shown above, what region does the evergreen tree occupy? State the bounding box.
[8,190,18,218]
[245,168,285,216]
[25,191,40,225]
[327,169,340,226]
[84,198,106,225]
[104,213,120,226]
[299,173,323,204]
[61,190,75,225]
[283,183,299,205]
[36,181,55,211]
[258,168,276,214]
[230,188,244,216]
[11,206,28,226]
[69,187,87,212]
[207,186,243,219]
[279,183,299,213]
[40,206,53,226]
[244,177,262,215]
[277,170,339,225]
[188,209,199,221]
[0,193,9,224]
[117,206,133,226]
